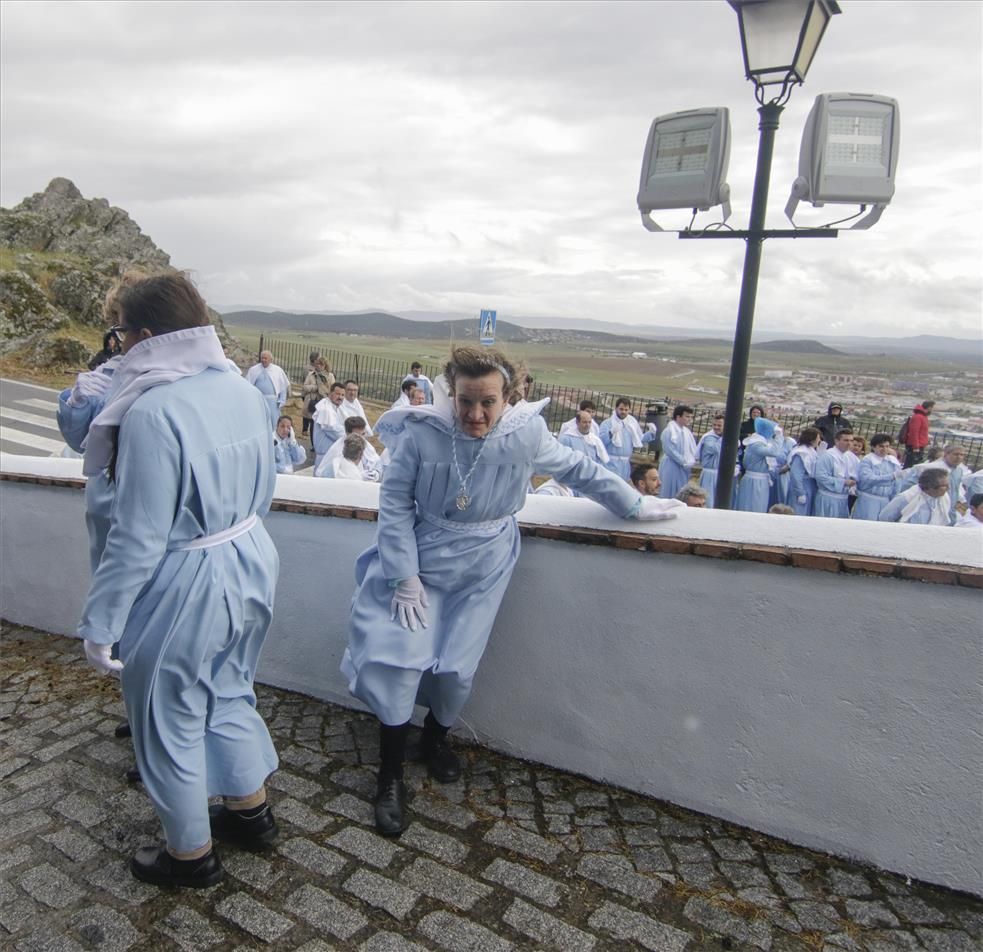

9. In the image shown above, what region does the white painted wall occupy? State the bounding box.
[1,454,980,895]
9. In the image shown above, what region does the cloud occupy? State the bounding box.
[2,0,980,338]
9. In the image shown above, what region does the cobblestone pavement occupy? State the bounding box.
[2,625,980,952]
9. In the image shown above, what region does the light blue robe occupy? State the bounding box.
[313,405,346,469]
[57,357,122,573]
[558,432,606,482]
[899,462,968,520]
[274,433,306,474]
[77,369,280,853]
[598,416,656,480]
[402,374,434,403]
[852,454,901,521]
[879,491,952,525]
[736,435,783,513]
[772,437,795,508]
[786,451,817,517]
[253,368,282,430]
[341,409,641,727]
[696,431,721,507]
[814,449,853,518]
[965,470,983,500]
[659,423,696,500]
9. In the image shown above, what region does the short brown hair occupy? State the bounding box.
[104,271,210,335]
[444,345,522,401]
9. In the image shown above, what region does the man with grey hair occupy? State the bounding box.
[676,484,708,508]
[879,467,952,525]
[899,444,969,520]
[245,350,291,430]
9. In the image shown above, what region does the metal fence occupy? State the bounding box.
[260,335,983,467]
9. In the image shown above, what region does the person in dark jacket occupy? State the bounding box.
[87,329,121,370]
[813,402,851,447]
[738,405,765,469]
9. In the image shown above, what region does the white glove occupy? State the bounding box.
[391,576,429,631]
[646,423,657,433]
[797,495,807,504]
[68,369,113,407]
[634,497,686,522]
[84,641,123,677]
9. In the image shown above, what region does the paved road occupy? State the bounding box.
[0,377,70,458]
[1,624,981,951]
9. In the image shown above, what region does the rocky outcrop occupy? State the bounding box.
[0,177,169,270]
[0,178,250,368]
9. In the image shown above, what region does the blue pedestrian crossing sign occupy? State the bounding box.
[479,309,497,345]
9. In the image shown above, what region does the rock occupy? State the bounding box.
[0,178,169,270]
[26,333,91,368]
[0,270,62,339]
[50,269,112,327]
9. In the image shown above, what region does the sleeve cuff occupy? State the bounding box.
[77,624,118,646]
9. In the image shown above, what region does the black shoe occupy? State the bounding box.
[421,735,462,784]
[114,721,132,739]
[374,776,407,837]
[208,804,279,851]
[125,766,141,783]
[129,846,224,888]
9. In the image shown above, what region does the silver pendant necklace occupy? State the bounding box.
[451,424,494,510]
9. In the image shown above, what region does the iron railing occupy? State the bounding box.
[259,335,982,468]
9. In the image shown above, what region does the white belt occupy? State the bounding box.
[817,488,848,499]
[418,508,510,537]
[172,513,259,551]
[742,471,771,482]
[857,490,889,501]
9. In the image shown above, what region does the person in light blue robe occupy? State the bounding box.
[813,430,857,518]
[598,398,657,480]
[77,275,280,887]
[695,414,724,507]
[659,405,697,500]
[771,435,796,509]
[58,355,123,572]
[879,468,952,525]
[342,346,684,837]
[312,383,347,469]
[558,411,609,474]
[735,417,784,513]
[245,352,290,431]
[852,434,903,521]
[273,415,306,474]
[897,445,969,521]
[785,426,821,517]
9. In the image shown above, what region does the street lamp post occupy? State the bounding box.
[637,1,900,509]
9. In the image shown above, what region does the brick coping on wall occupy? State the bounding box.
[4,471,980,589]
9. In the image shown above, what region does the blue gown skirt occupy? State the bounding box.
[342,516,520,726]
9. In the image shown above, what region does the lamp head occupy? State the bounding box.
[728,0,841,102]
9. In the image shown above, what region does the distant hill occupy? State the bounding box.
[754,339,845,355]
[222,309,648,345]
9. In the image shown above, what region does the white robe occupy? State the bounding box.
[339,398,373,435]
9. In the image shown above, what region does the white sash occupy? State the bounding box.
[172,513,258,551]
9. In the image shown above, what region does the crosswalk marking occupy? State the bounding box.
[0,377,60,396]
[0,429,67,456]
[17,398,62,413]
[0,409,62,433]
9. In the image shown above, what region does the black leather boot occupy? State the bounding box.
[130,846,224,888]
[209,802,279,850]
[375,721,409,837]
[114,721,132,739]
[419,711,461,783]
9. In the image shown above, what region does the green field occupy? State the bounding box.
[225,322,951,404]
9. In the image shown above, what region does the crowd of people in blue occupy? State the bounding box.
[54,271,980,891]
[260,349,982,530]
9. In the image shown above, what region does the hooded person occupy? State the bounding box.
[813,402,852,448]
[735,416,785,513]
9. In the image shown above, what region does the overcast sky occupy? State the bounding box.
[2,1,980,339]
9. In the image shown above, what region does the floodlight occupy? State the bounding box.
[637,108,732,232]
[729,0,841,92]
[785,92,900,229]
